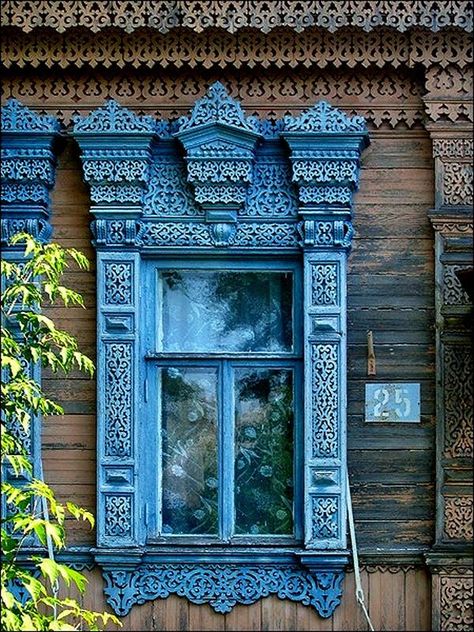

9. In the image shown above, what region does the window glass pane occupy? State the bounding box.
[234,368,294,535]
[159,271,293,352]
[160,367,218,535]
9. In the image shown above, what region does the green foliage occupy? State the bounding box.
[1,234,121,631]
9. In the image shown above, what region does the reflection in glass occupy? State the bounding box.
[159,271,293,352]
[160,367,218,535]
[234,368,294,535]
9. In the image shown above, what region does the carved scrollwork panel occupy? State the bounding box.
[443,497,474,541]
[104,495,133,539]
[1,67,426,131]
[312,496,340,541]
[440,571,474,631]
[143,160,200,217]
[311,264,338,306]
[104,263,133,306]
[443,163,473,206]
[444,345,473,459]
[136,221,300,249]
[312,344,339,459]
[104,342,133,458]
[2,26,473,73]
[102,564,344,617]
[443,265,472,306]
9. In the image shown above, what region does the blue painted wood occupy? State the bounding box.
[1,99,60,245]
[102,563,344,617]
[72,84,369,617]
[0,99,60,534]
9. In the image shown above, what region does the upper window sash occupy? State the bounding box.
[141,258,303,359]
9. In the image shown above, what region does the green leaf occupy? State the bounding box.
[1,357,22,378]
[1,587,17,609]
[37,558,60,586]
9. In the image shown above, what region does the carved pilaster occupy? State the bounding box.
[282,102,369,550]
[424,60,474,629]
[427,558,474,632]
[73,102,155,549]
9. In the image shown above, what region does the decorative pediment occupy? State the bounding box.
[73,101,156,211]
[175,82,261,216]
[1,98,60,134]
[73,99,155,134]
[70,94,370,249]
[284,101,366,134]
[282,102,369,221]
[177,82,257,133]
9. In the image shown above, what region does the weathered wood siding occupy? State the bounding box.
[5,63,434,628]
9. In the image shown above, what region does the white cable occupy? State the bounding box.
[346,473,375,632]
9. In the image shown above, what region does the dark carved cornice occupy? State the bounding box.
[1,1,472,34]
[1,26,472,72]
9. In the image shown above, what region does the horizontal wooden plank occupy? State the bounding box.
[349,238,434,275]
[360,136,433,170]
[50,169,91,206]
[62,519,96,546]
[43,449,95,485]
[350,483,434,520]
[43,378,96,406]
[42,415,96,449]
[54,401,96,415]
[347,342,435,378]
[354,519,433,548]
[348,416,435,450]
[348,306,434,331]
[47,237,95,251]
[353,204,433,239]
[356,169,434,205]
[348,274,434,309]
[348,450,434,484]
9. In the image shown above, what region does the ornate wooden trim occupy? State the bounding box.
[0,67,426,131]
[426,103,473,627]
[424,64,474,126]
[2,25,472,72]
[2,1,472,34]
[67,85,370,618]
[429,564,474,632]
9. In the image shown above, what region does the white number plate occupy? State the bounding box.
[365,383,420,423]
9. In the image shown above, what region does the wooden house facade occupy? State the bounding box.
[1,2,473,630]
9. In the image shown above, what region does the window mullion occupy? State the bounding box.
[220,360,234,542]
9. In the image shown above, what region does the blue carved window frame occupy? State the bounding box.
[72,84,369,618]
[141,257,304,545]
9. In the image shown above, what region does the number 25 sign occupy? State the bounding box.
[365,383,421,423]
